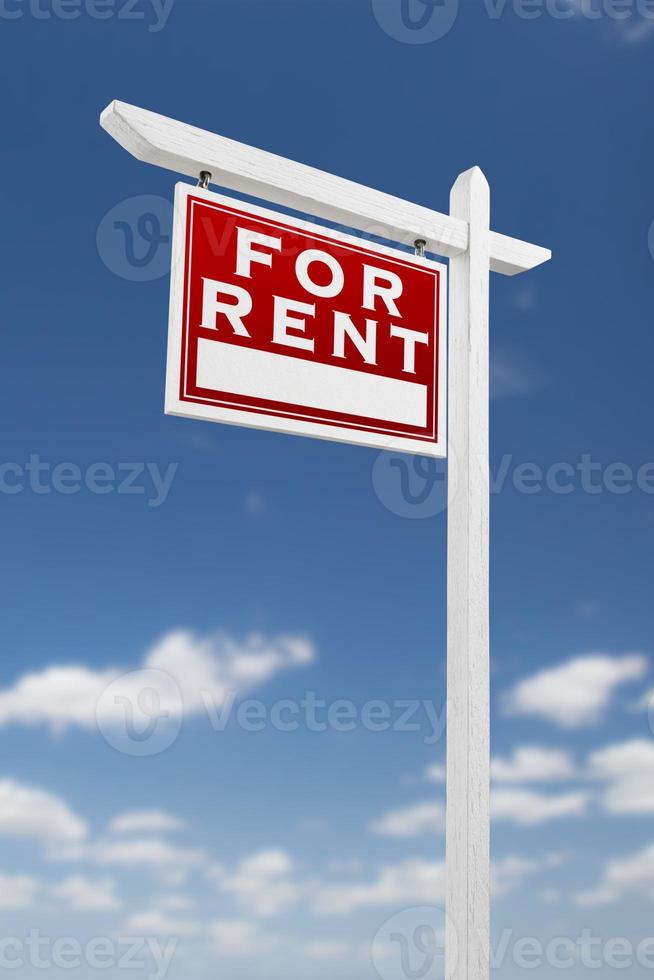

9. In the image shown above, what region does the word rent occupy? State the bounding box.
[166,187,446,455]
[203,228,429,375]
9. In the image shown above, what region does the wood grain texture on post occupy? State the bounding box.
[446,167,491,980]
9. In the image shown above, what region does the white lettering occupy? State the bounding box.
[296,249,344,298]
[235,227,282,279]
[272,296,315,352]
[200,278,252,336]
[390,324,429,373]
[363,265,403,316]
[332,312,377,364]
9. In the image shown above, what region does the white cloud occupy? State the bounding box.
[0,666,117,732]
[156,894,196,912]
[574,886,618,908]
[504,654,647,728]
[617,18,654,42]
[490,351,541,400]
[588,738,654,814]
[109,811,186,835]
[425,764,446,783]
[512,283,537,312]
[559,0,654,43]
[90,837,206,876]
[302,940,352,961]
[492,853,565,897]
[209,919,353,963]
[125,909,200,936]
[587,738,654,779]
[312,859,446,916]
[491,746,577,783]
[539,887,562,905]
[213,850,303,918]
[492,788,590,825]
[371,801,444,838]
[0,630,315,733]
[575,842,654,907]
[297,817,328,833]
[210,919,281,957]
[244,492,265,516]
[0,779,86,844]
[51,836,206,885]
[0,873,120,913]
[570,1,654,42]
[49,875,121,911]
[239,850,292,877]
[206,849,567,924]
[0,874,41,910]
[326,858,364,875]
[372,786,587,835]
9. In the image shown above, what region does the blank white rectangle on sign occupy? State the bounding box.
[196,339,427,428]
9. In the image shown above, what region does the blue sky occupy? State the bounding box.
[1,0,654,977]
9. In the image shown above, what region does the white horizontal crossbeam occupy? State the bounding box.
[100,101,550,277]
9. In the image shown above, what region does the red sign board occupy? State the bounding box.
[166,185,447,456]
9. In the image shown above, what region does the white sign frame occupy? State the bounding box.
[165,183,448,457]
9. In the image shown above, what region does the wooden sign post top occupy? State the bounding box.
[100,101,550,277]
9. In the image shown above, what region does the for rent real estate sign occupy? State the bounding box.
[166,184,446,456]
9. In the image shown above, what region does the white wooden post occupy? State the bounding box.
[446,167,491,980]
